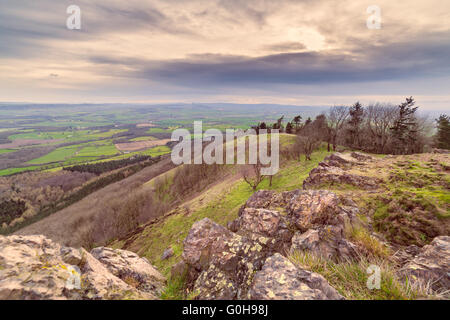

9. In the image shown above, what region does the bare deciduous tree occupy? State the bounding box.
[365,103,397,153]
[327,106,349,151]
[241,163,266,190]
[295,121,323,161]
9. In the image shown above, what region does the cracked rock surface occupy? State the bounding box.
[0,235,165,300]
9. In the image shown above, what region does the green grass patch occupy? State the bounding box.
[9,129,127,143]
[26,145,80,165]
[0,149,15,155]
[76,144,119,157]
[289,251,421,300]
[147,127,172,134]
[140,146,171,157]
[0,166,41,176]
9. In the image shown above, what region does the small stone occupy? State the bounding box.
[161,247,174,260]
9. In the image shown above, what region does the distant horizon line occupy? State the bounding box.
[0,101,330,107]
[0,101,447,113]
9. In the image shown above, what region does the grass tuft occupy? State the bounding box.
[289,251,427,300]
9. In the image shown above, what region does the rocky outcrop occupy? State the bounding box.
[303,152,382,190]
[249,253,343,300]
[393,244,421,266]
[180,188,365,300]
[325,152,358,167]
[228,207,292,253]
[0,235,165,300]
[399,236,450,291]
[182,218,270,299]
[90,247,165,296]
[183,218,345,300]
[287,190,355,232]
[290,227,359,262]
[237,189,358,233]
[350,152,374,161]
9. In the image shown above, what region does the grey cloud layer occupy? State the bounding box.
[88,32,450,88]
[0,0,449,104]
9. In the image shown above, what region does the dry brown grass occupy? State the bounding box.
[15,156,176,247]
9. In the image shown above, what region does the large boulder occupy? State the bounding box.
[227,208,292,252]
[0,235,165,300]
[183,218,271,299]
[239,190,286,212]
[399,236,450,291]
[249,253,343,300]
[80,249,152,300]
[0,235,80,300]
[182,217,345,300]
[286,190,356,232]
[90,247,166,295]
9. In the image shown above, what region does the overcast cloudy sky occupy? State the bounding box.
[0,0,449,109]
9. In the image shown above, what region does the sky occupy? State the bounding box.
[0,0,449,110]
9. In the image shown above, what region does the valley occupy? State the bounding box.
[0,102,448,301]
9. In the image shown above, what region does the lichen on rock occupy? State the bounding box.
[0,235,165,300]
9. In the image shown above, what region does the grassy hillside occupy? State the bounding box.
[109,148,449,300]
[112,147,332,276]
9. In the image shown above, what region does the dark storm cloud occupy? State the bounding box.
[86,31,450,89]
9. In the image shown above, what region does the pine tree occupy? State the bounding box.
[347,101,364,148]
[435,114,450,149]
[293,115,302,131]
[272,116,284,132]
[390,97,419,154]
[285,122,293,134]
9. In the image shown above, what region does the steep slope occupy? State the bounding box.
[114,151,449,300]
[15,156,176,246]
[2,151,448,300]
[173,152,449,300]
[112,148,331,275]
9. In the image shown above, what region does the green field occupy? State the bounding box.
[8,129,127,142]
[26,145,80,165]
[146,127,173,134]
[0,149,15,155]
[129,136,158,142]
[0,103,324,177]
[0,144,172,176]
[0,166,41,176]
